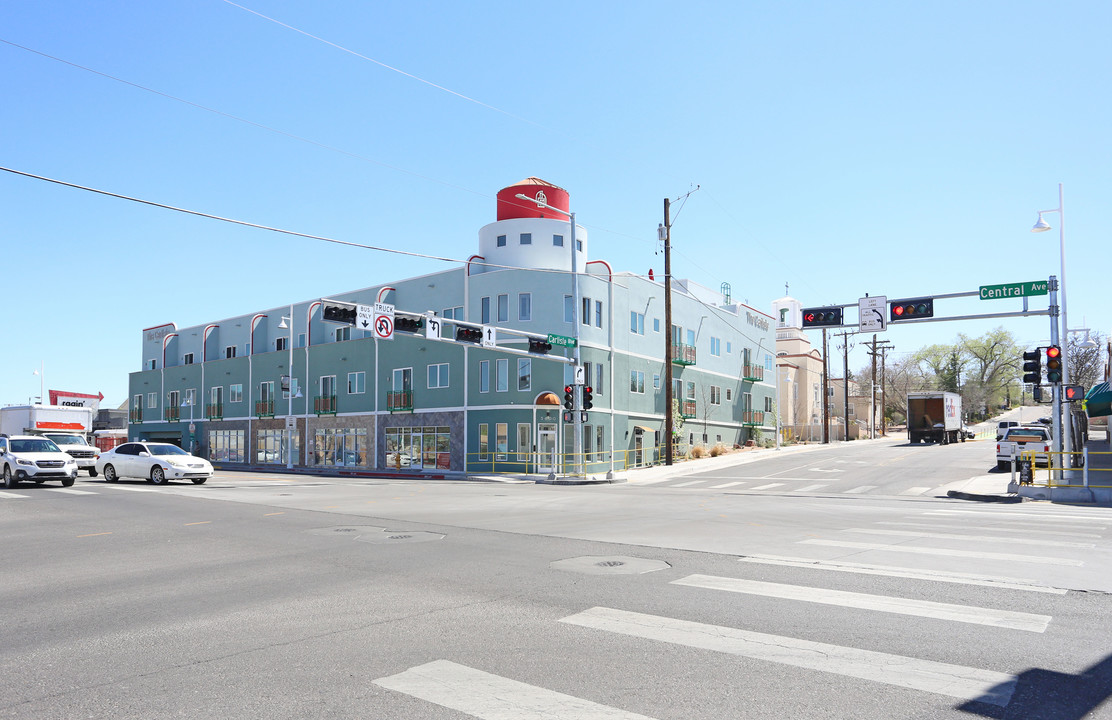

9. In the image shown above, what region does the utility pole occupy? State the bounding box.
[833,330,855,441]
[662,200,674,466]
[866,336,895,438]
[821,329,830,443]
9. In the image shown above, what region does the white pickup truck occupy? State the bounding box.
[996,425,1052,471]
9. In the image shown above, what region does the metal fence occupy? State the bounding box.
[1015,449,1112,488]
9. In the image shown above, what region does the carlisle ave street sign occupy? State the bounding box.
[979,281,1049,300]
[547,333,577,348]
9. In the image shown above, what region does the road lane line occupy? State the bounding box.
[844,485,878,494]
[924,509,1109,523]
[876,521,1103,538]
[799,539,1084,566]
[671,574,1050,632]
[793,484,829,493]
[47,488,97,495]
[98,485,156,492]
[0,491,29,499]
[560,607,1016,706]
[374,659,658,719]
[708,481,747,489]
[737,554,1067,594]
[845,528,1094,549]
[633,477,676,485]
[671,480,706,487]
[750,483,785,490]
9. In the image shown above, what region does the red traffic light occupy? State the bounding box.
[1046,346,1061,358]
[892,305,905,317]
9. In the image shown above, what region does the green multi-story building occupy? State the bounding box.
[128,178,776,476]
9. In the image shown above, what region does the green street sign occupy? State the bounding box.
[547,333,577,348]
[979,281,1049,300]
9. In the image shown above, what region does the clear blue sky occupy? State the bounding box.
[2,0,1108,409]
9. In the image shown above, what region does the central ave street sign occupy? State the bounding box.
[979,281,1049,300]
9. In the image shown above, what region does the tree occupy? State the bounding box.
[959,327,1021,418]
[1068,330,1107,390]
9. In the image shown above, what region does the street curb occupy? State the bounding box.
[946,490,1023,503]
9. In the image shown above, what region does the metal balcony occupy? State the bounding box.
[388,390,413,412]
[314,395,337,415]
[742,364,765,382]
[671,343,697,366]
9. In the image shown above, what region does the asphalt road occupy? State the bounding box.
[2,443,1111,719]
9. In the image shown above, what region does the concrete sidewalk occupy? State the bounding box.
[1013,430,1112,505]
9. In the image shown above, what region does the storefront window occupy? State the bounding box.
[313,427,367,467]
[208,429,244,463]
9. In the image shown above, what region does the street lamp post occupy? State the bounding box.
[515,193,582,476]
[278,305,302,470]
[1032,183,1072,466]
[180,398,195,453]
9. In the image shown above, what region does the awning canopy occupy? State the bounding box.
[634,425,657,434]
[1085,381,1112,418]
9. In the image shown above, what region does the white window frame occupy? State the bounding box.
[229,384,243,403]
[479,360,490,393]
[496,358,508,392]
[497,294,508,323]
[517,358,531,391]
[348,371,366,394]
[631,311,645,335]
[519,293,531,321]
[147,392,157,409]
[428,363,449,389]
[630,370,645,394]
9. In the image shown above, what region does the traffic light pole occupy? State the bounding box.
[1049,278,1065,473]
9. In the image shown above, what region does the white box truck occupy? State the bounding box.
[906,391,964,445]
[0,404,99,476]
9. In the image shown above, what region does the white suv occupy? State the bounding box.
[1,435,78,488]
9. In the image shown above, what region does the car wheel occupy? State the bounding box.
[996,460,1009,471]
[191,477,207,485]
[103,464,118,483]
[3,465,17,489]
[88,468,98,477]
[62,476,76,488]
[150,466,168,485]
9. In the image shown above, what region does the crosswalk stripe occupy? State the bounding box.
[671,480,706,487]
[925,509,1109,523]
[708,481,746,489]
[560,607,1015,706]
[373,659,657,719]
[634,477,676,485]
[844,485,877,494]
[737,554,1067,594]
[46,488,98,496]
[0,491,29,499]
[900,486,933,495]
[845,528,1094,549]
[877,521,1103,539]
[671,574,1050,632]
[99,485,156,492]
[750,483,785,490]
[793,484,829,493]
[800,539,1084,566]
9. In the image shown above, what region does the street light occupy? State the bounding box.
[278,305,304,470]
[1031,183,1072,464]
[515,192,583,476]
[180,398,195,453]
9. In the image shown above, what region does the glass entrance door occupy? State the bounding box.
[537,424,557,473]
[408,432,423,470]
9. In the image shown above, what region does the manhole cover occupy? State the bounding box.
[357,531,445,545]
[551,556,670,575]
[306,525,385,538]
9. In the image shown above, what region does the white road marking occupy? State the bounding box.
[672,574,1050,632]
[560,607,1016,706]
[671,480,706,487]
[0,491,29,499]
[737,554,1067,594]
[809,468,844,473]
[373,659,657,719]
[845,528,1094,549]
[876,521,1103,538]
[900,487,933,495]
[844,485,878,494]
[98,485,157,492]
[633,477,677,485]
[924,509,1110,523]
[800,539,1084,566]
[46,488,97,495]
[793,484,829,493]
[708,481,747,489]
[750,483,785,490]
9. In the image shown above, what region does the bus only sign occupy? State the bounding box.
[979,281,1048,300]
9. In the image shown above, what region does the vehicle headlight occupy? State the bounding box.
[167,459,189,468]
[16,458,34,466]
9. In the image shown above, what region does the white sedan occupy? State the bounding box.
[96,441,213,485]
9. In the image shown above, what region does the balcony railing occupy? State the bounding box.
[205,403,223,420]
[315,395,337,415]
[680,400,697,419]
[742,410,765,426]
[129,408,142,423]
[742,364,765,382]
[388,390,413,412]
[255,400,274,418]
[671,343,697,366]
[165,406,180,422]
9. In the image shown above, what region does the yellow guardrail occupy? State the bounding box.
[464,448,663,477]
[1016,449,1112,488]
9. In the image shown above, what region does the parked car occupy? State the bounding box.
[96,442,213,485]
[0,435,78,488]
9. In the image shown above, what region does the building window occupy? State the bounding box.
[335,327,350,342]
[259,381,274,403]
[630,311,645,335]
[166,390,179,413]
[481,297,491,324]
[298,333,306,349]
[428,363,449,389]
[653,373,660,390]
[584,424,593,459]
[727,341,732,354]
[348,371,365,394]
[495,423,508,460]
[576,237,583,251]
[710,337,721,356]
[211,386,223,407]
[479,360,490,393]
[710,386,721,405]
[595,363,603,395]
[519,293,531,321]
[564,295,574,323]
[518,358,531,391]
[274,337,286,352]
[183,353,194,365]
[284,377,299,401]
[765,396,774,412]
[207,429,244,463]
[229,384,243,403]
[184,388,196,408]
[726,388,732,401]
[147,392,157,409]
[256,429,296,464]
[391,368,411,393]
[582,297,591,326]
[496,234,507,247]
[321,375,338,400]
[442,306,463,320]
[596,426,605,461]
[743,392,753,412]
[497,294,508,322]
[653,318,661,333]
[520,232,532,245]
[478,424,489,461]
[145,358,155,370]
[686,381,696,400]
[553,234,563,247]
[595,300,603,328]
[314,427,367,467]
[496,359,508,392]
[517,423,530,461]
[225,346,236,359]
[630,371,645,394]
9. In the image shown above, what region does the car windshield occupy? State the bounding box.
[147,444,189,456]
[45,434,87,445]
[11,438,61,453]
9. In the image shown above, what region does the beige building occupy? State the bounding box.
[771,295,825,442]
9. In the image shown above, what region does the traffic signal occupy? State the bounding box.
[321,300,357,325]
[582,385,594,410]
[801,307,843,328]
[1044,345,1063,383]
[528,337,552,354]
[563,385,575,411]
[395,316,424,333]
[1063,384,1085,401]
[890,298,934,322]
[1022,350,1042,384]
[455,326,483,343]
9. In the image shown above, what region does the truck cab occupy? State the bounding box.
[41,432,99,477]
